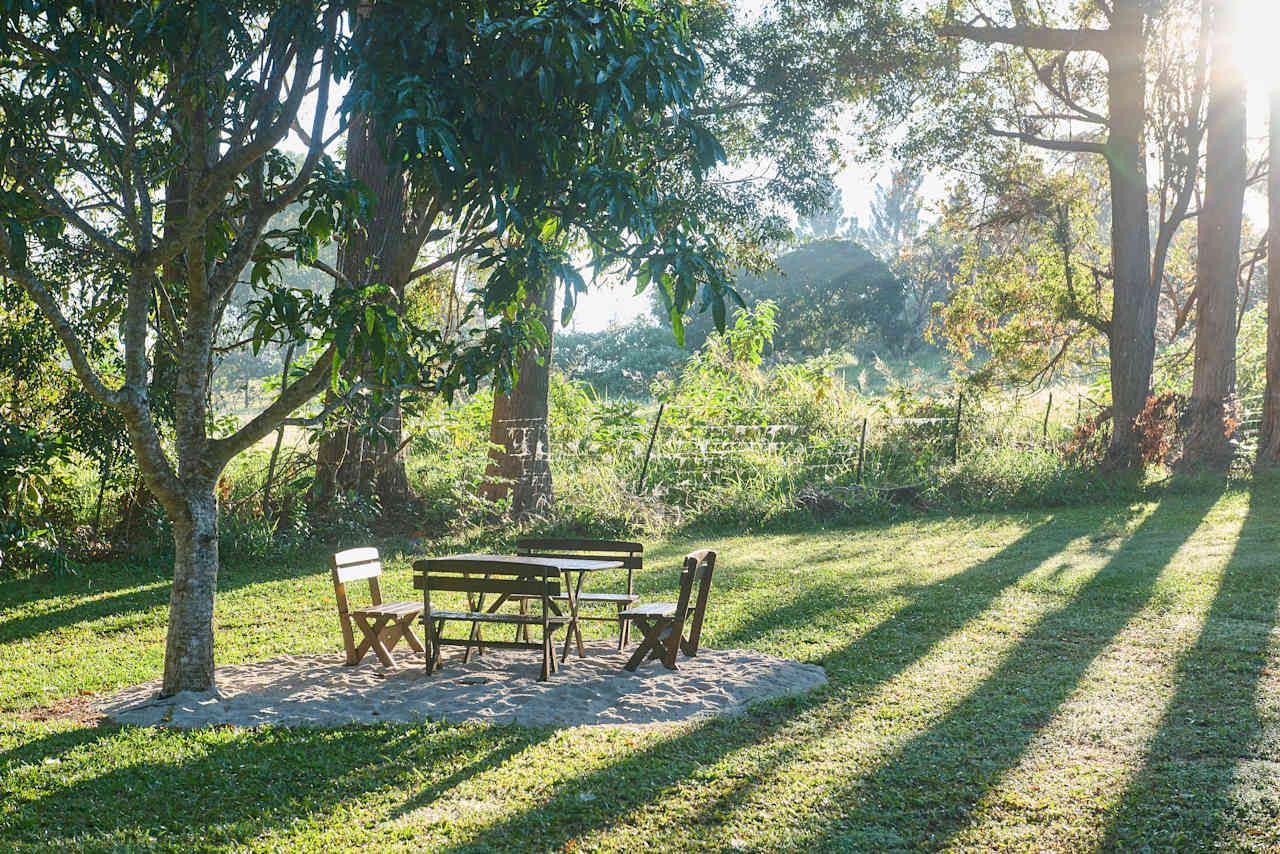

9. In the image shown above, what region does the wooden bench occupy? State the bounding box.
[620,549,715,672]
[413,556,570,681]
[515,538,642,651]
[331,547,425,667]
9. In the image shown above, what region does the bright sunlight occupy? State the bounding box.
[1234,0,1280,89]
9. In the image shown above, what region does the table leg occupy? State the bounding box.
[560,570,581,663]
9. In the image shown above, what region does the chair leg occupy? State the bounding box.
[428,618,446,673]
[399,617,425,654]
[353,614,396,667]
[540,629,552,681]
[616,605,627,652]
[624,616,661,672]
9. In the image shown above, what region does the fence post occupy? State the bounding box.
[952,392,963,463]
[636,402,665,494]
[1042,392,1053,441]
[856,417,868,485]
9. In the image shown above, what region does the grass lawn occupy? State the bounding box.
[2,478,1278,852]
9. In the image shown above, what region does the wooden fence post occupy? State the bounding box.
[636,402,665,494]
[1042,392,1053,441]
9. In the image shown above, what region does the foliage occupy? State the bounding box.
[930,161,1109,389]
[658,239,906,356]
[0,424,67,571]
[554,321,688,398]
[349,0,734,339]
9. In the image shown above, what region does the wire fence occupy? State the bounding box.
[488,391,1096,499]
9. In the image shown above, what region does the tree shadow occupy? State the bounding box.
[786,484,1226,852]
[1,721,549,851]
[1099,484,1280,850]
[422,514,1094,852]
[0,545,338,645]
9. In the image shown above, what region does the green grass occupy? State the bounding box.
[2,477,1279,852]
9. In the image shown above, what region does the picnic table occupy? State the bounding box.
[413,553,624,668]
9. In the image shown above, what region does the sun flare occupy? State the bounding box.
[1234,0,1280,90]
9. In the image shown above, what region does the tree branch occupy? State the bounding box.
[208,343,336,466]
[942,23,1115,55]
[0,260,123,409]
[986,124,1108,154]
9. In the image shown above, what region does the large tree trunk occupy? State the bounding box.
[310,97,418,516]
[1258,88,1280,465]
[1104,0,1157,470]
[479,285,556,517]
[1184,0,1247,470]
[161,486,220,695]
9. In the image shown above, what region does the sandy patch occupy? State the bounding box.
[94,640,826,729]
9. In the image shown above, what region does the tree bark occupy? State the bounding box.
[161,486,220,695]
[1259,88,1280,465]
[1102,0,1157,469]
[479,285,556,517]
[310,95,421,516]
[1184,0,1247,470]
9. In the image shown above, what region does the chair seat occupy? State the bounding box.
[352,600,423,618]
[426,610,571,625]
[619,601,679,619]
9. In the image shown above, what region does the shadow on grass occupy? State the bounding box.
[415,513,1097,852]
[786,484,1226,852]
[1,722,548,850]
[0,545,338,645]
[1099,484,1280,850]
[6,499,1200,852]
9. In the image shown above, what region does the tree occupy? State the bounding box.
[0,0,730,695]
[0,2,360,694]
[1259,88,1280,465]
[471,0,866,512]
[862,168,924,259]
[660,238,904,356]
[940,0,1157,468]
[478,284,557,515]
[1184,0,1247,469]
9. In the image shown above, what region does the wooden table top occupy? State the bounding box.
[413,553,625,572]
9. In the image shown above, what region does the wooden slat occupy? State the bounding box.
[334,546,380,565]
[620,602,678,618]
[418,576,560,597]
[413,556,560,576]
[552,592,637,603]
[519,551,642,569]
[424,610,570,625]
[431,638,555,651]
[334,558,382,584]
[516,538,642,553]
[352,600,422,618]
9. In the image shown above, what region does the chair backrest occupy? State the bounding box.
[674,549,716,655]
[331,547,384,615]
[412,557,561,612]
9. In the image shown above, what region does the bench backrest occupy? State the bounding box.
[412,558,561,612]
[675,549,716,655]
[515,538,643,570]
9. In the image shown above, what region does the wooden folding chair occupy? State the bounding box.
[620,549,715,672]
[331,547,425,667]
[413,556,570,681]
[514,538,643,651]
